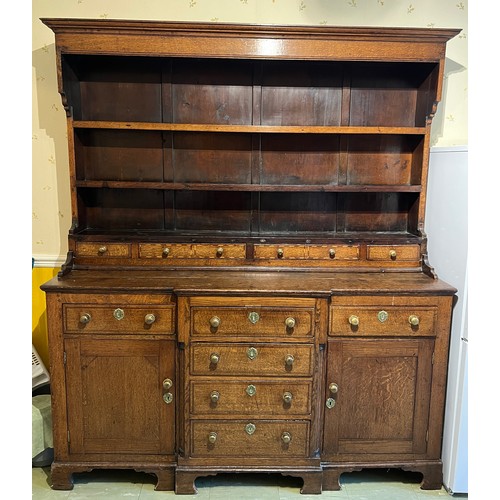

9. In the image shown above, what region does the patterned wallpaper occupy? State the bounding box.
[32,0,467,261]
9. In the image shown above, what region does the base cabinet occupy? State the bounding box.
[42,278,454,494]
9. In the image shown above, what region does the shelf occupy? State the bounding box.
[75,181,422,193]
[73,121,427,135]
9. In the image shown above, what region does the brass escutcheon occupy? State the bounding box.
[245,423,256,435]
[247,347,258,360]
[377,310,389,323]
[248,311,260,324]
[246,384,257,397]
[113,308,125,320]
[326,398,336,409]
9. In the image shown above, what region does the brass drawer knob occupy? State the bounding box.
[79,313,92,324]
[163,378,173,390]
[210,353,220,365]
[285,317,296,329]
[208,432,217,444]
[162,247,170,257]
[281,432,292,444]
[216,246,224,257]
[348,315,359,326]
[329,382,338,394]
[329,248,336,258]
[409,314,420,326]
[283,391,293,404]
[277,248,284,258]
[210,390,220,403]
[98,245,107,254]
[209,316,221,328]
[285,354,295,367]
[144,313,156,325]
[389,249,397,259]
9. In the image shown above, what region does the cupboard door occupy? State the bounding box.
[323,338,433,457]
[65,337,175,456]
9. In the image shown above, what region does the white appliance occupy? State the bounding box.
[425,146,468,494]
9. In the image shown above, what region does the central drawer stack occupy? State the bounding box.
[176,295,327,493]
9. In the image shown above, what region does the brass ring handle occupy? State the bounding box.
[144,313,156,325]
[389,249,397,259]
[281,432,292,444]
[277,248,284,258]
[98,246,107,254]
[329,382,338,394]
[409,314,420,326]
[329,248,336,258]
[208,432,217,444]
[162,247,170,257]
[209,316,221,328]
[285,354,294,366]
[79,313,92,324]
[210,353,220,365]
[348,315,359,326]
[216,246,224,257]
[210,390,220,403]
[283,392,293,404]
[285,317,296,329]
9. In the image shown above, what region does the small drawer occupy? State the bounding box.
[190,380,312,415]
[63,304,175,334]
[191,306,314,338]
[76,242,131,258]
[254,244,359,261]
[366,245,420,262]
[330,305,437,336]
[139,243,246,260]
[190,343,314,376]
[191,420,310,457]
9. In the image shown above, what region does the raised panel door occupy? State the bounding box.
[323,338,433,458]
[64,337,175,456]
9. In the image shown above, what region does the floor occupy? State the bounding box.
[32,467,468,499]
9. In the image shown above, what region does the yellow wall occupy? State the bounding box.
[32,1,468,367]
[32,267,58,369]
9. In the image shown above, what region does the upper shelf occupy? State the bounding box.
[73,121,427,135]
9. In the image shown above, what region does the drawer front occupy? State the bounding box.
[139,243,246,259]
[191,420,310,457]
[190,380,312,415]
[76,242,131,258]
[366,245,420,262]
[254,244,359,261]
[190,343,314,376]
[64,304,175,334]
[330,305,437,336]
[192,306,314,338]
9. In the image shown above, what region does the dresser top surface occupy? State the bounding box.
[41,270,456,296]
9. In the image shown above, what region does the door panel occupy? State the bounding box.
[323,338,433,457]
[65,337,175,456]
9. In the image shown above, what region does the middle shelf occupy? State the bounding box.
[73,128,427,189]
